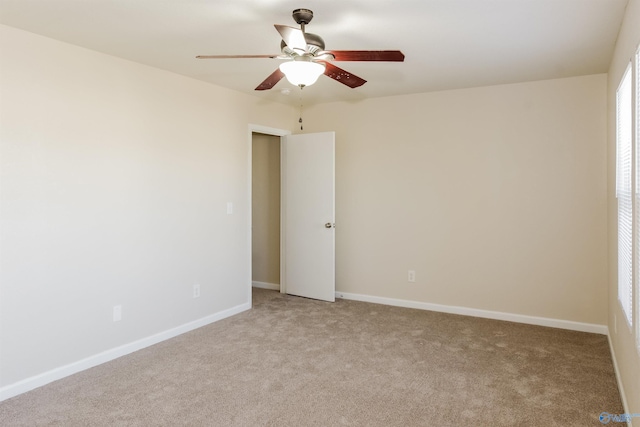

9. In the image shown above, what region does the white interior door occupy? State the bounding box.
[282,132,335,302]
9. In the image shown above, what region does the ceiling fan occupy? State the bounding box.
[196,8,405,91]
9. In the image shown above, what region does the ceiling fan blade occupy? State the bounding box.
[274,24,307,51]
[196,54,279,59]
[255,68,285,91]
[328,50,405,62]
[322,62,366,88]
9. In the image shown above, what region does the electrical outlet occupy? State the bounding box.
[226,202,233,215]
[113,305,122,322]
[193,283,201,298]
[408,270,416,283]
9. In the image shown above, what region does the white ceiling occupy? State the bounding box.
[0,0,630,106]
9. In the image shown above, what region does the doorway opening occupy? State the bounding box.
[251,131,282,292]
[248,125,336,303]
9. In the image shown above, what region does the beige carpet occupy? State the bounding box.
[0,288,623,426]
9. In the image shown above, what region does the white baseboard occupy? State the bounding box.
[0,302,251,402]
[335,291,608,335]
[252,281,280,291]
[607,334,632,426]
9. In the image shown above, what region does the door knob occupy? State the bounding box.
[325,222,335,229]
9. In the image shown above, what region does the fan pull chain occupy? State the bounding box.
[298,85,304,131]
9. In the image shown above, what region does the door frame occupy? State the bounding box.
[248,124,291,300]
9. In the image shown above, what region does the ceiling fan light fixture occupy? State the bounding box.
[279,59,325,87]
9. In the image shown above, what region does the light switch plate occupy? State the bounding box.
[113,305,122,322]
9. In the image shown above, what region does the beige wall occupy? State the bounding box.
[0,25,294,389]
[303,74,608,326]
[252,133,281,285]
[607,0,640,419]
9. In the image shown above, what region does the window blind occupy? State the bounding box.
[636,48,640,346]
[618,63,633,327]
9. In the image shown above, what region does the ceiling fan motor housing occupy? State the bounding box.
[280,32,325,55]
